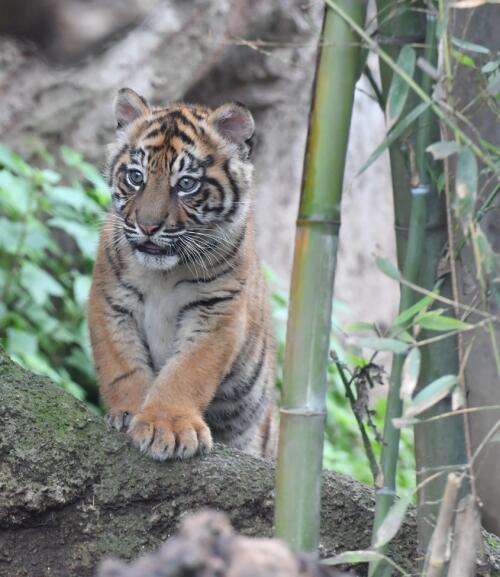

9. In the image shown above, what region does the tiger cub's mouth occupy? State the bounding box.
[134,241,177,256]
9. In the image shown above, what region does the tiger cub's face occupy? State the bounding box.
[107,88,255,271]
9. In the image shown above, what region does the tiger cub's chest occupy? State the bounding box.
[138,279,198,372]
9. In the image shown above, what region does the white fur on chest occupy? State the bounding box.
[137,273,198,372]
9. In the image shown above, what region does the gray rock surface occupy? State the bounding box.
[0,347,429,577]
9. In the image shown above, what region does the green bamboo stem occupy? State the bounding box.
[273,0,367,552]
[412,13,467,552]
[369,2,427,575]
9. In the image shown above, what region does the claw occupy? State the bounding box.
[128,411,213,461]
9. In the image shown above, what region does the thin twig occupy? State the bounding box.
[331,353,382,485]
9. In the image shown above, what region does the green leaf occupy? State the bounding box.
[401,347,421,401]
[455,148,478,229]
[60,146,83,167]
[0,170,32,213]
[482,59,500,74]
[376,256,402,281]
[0,218,24,254]
[24,220,54,256]
[452,49,476,68]
[0,145,32,176]
[475,225,497,277]
[358,102,430,175]
[61,146,109,194]
[20,262,65,305]
[6,328,39,358]
[45,184,104,214]
[426,141,463,160]
[77,162,109,196]
[451,36,490,54]
[355,337,410,354]
[392,415,421,428]
[33,168,61,186]
[48,218,99,260]
[416,312,472,332]
[392,295,434,328]
[323,551,384,565]
[374,494,413,548]
[343,322,376,333]
[74,275,92,307]
[405,375,458,418]
[487,70,500,96]
[387,46,416,127]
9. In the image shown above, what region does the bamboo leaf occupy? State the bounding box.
[404,375,458,418]
[455,148,478,229]
[482,59,500,74]
[387,46,416,128]
[358,102,430,175]
[355,337,410,354]
[323,551,384,564]
[392,295,434,328]
[426,141,462,160]
[452,49,476,68]
[487,71,500,96]
[323,550,411,577]
[451,36,490,54]
[373,495,413,548]
[416,312,472,331]
[376,256,402,281]
[401,347,421,400]
[393,416,421,428]
[344,321,376,333]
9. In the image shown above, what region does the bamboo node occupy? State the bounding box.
[296,218,341,228]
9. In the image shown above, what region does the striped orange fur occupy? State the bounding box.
[88,88,276,460]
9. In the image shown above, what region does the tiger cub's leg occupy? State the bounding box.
[88,276,154,431]
[129,315,243,461]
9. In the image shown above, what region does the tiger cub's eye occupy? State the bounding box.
[126,169,144,187]
[177,176,200,195]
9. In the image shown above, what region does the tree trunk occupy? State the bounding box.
[450,5,500,537]
[0,348,499,577]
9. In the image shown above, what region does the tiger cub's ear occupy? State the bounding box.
[210,102,255,146]
[114,88,150,129]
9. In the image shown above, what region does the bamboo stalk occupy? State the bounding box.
[369,5,468,572]
[412,9,468,552]
[369,0,435,577]
[369,2,427,575]
[447,495,481,577]
[273,0,367,552]
[423,473,462,577]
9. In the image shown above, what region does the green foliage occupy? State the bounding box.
[0,144,108,407]
[266,268,415,490]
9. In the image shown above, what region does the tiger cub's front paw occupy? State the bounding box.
[128,408,213,461]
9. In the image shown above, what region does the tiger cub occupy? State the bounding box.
[88,88,276,460]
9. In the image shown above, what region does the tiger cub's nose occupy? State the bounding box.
[137,222,161,235]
